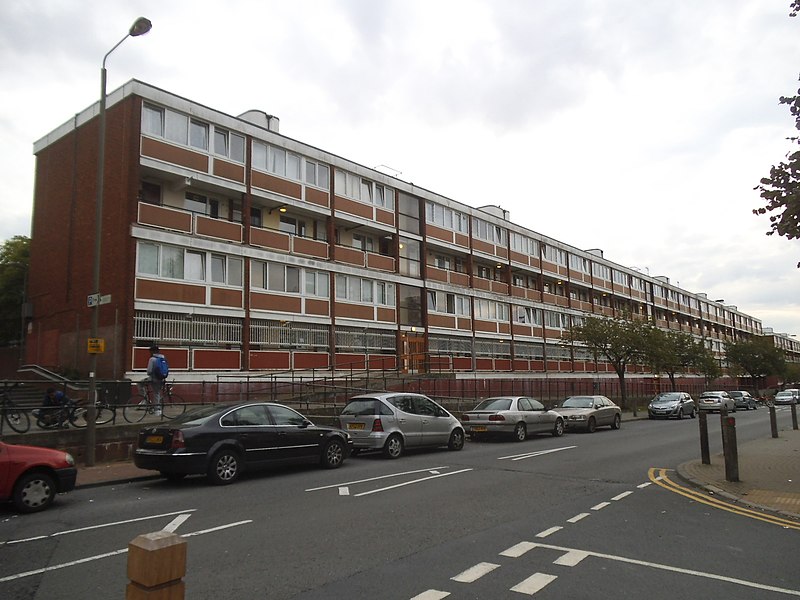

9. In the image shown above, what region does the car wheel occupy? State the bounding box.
[611,414,621,430]
[207,449,241,485]
[587,417,597,433]
[383,434,403,459]
[322,438,345,469]
[552,418,565,437]
[448,429,465,451]
[513,422,527,442]
[162,472,187,482]
[677,408,683,420]
[13,471,56,513]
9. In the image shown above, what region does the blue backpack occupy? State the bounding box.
[155,355,169,379]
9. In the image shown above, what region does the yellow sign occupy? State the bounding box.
[87,338,105,354]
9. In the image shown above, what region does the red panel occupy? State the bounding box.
[293,352,330,369]
[192,349,241,370]
[249,351,291,370]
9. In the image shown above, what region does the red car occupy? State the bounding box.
[0,441,77,512]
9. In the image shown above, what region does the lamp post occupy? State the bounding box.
[87,17,152,466]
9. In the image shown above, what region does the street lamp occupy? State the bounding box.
[87,17,152,466]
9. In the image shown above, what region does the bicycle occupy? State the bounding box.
[123,381,185,423]
[67,395,117,428]
[0,383,30,434]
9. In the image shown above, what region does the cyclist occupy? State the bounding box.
[138,344,166,415]
[42,387,72,427]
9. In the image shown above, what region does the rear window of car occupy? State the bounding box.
[656,393,682,401]
[473,398,513,411]
[341,399,392,416]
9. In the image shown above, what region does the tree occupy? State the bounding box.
[567,315,650,415]
[644,329,707,391]
[753,5,800,265]
[0,236,30,346]
[725,337,786,390]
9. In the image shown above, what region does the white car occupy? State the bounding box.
[697,391,735,413]
[773,389,799,405]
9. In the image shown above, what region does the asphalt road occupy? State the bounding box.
[2,408,798,599]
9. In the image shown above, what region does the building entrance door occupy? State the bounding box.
[401,333,426,374]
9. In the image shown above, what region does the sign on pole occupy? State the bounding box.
[87,338,105,354]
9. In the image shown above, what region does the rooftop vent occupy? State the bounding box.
[238,110,280,133]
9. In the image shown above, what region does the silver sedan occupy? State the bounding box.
[461,396,565,441]
[557,395,622,432]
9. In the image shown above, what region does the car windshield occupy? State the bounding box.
[473,398,512,411]
[654,393,681,402]
[562,397,594,409]
[341,399,382,416]
[776,392,792,397]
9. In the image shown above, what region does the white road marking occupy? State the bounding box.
[305,466,451,492]
[451,562,500,583]
[567,513,590,523]
[535,526,562,538]
[500,542,537,558]
[339,486,350,496]
[531,542,800,597]
[637,482,652,489]
[611,491,633,501]
[498,446,576,461]
[410,591,450,600]
[591,502,610,511]
[354,469,473,497]
[0,520,251,583]
[510,572,558,595]
[162,513,191,533]
[554,550,589,566]
[4,509,198,545]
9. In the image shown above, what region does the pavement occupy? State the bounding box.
[72,411,800,521]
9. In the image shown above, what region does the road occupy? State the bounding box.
[1,408,798,599]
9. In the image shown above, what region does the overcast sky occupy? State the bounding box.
[1,0,798,336]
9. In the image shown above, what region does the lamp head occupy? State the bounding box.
[130,17,152,37]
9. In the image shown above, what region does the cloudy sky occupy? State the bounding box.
[2,0,799,335]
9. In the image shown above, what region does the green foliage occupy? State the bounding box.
[644,329,707,390]
[753,6,800,265]
[0,236,30,345]
[568,315,651,407]
[725,337,786,380]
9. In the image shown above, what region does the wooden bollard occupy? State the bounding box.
[127,531,187,599]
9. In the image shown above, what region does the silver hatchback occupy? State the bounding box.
[338,393,465,459]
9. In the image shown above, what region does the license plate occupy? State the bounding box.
[347,423,365,430]
[471,426,487,432]
[145,435,164,444]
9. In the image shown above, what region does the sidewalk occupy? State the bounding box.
[676,426,800,519]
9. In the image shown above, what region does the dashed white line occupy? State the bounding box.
[305,466,451,492]
[500,541,537,558]
[611,491,633,501]
[554,550,589,567]
[535,526,562,538]
[410,590,450,600]
[567,513,590,523]
[338,486,350,496]
[637,482,652,489]
[591,501,611,511]
[498,446,576,461]
[510,572,558,595]
[451,562,500,583]
[162,513,191,533]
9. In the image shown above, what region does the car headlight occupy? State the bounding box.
[65,453,75,466]
[569,415,587,421]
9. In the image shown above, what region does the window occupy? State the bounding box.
[335,275,394,306]
[140,181,161,205]
[267,405,306,426]
[184,192,218,217]
[142,104,164,136]
[544,310,568,329]
[279,216,306,237]
[428,291,470,316]
[165,112,188,144]
[397,192,420,234]
[252,141,301,181]
[510,232,539,256]
[138,243,159,275]
[592,262,611,280]
[161,246,184,279]
[352,233,374,252]
[475,299,509,322]
[515,306,541,325]
[305,270,329,298]
[211,255,242,286]
[213,128,245,163]
[569,254,589,274]
[426,201,468,233]
[334,169,395,209]
[189,120,208,150]
[185,251,205,281]
[305,160,330,188]
[376,282,395,306]
[399,238,421,277]
[472,217,507,245]
[543,245,567,266]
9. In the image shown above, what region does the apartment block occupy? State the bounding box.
[27,80,762,380]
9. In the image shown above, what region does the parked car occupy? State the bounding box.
[134,402,353,485]
[647,392,697,419]
[337,392,465,458]
[729,390,758,410]
[556,395,621,432]
[773,389,800,405]
[0,441,77,512]
[461,396,565,441]
[697,391,735,413]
